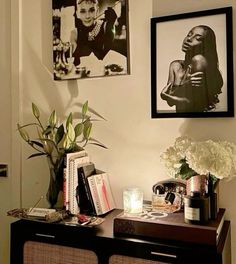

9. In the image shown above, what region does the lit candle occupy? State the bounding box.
[123,188,143,215]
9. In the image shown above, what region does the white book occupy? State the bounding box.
[87,176,103,215]
[68,155,90,214]
[64,151,87,210]
[88,172,115,215]
[64,150,87,168]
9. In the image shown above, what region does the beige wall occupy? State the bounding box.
[0,0,14,263]
[0,0,235,263]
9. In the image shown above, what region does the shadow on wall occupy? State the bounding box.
[24,0,104,118]
[21,0,81,117]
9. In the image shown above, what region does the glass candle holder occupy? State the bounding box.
[123,188,143,215]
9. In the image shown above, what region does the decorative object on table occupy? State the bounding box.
[123,187,143,215]
[184,192,209,224]
[27,207,56,218]
[76,214,105,227]
[184,175,209,224]
[7,207,72,223]
[7,206,104,226]
[151,7,233,118]
[160,136,236,221]
[152,179,186,213]
[52,0,130,80]
[17,101,106,209]
[185,174,208,196]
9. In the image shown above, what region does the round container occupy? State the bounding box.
[123,188,143,215]
[184,192,209,224]
[186,175,207,196]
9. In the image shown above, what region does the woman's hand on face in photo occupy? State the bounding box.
[188,71,204,87]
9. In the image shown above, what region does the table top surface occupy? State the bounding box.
[12,208,230,249]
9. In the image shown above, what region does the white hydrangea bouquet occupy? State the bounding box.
[160,136,236,183]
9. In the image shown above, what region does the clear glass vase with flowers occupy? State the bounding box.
[17,101,106,208]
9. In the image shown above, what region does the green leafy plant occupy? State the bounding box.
[17,101,106,208]
[17,101,106,160]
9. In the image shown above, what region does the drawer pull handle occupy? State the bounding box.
[151,251,177,259]
[35,233,55,239]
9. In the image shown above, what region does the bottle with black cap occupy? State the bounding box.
[184,191,209,224]
[207,175,218,220]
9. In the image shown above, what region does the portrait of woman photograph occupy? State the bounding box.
[52,0,130,80]
[151,8,233,118]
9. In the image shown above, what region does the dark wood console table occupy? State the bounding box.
[10,209,231,264]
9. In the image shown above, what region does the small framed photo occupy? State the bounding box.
[151,7,234,118]
[52,0,130,80]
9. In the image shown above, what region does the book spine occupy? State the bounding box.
[95,174,108,213]
[68,159,73,213]
[68,156,89,215]
[87,177,103,215]
[78,168,96,215]
[64,151,87,211]
[94,173,115,214]
[101,173,116,210]
[69,159,78,215]
[63,168,68,209]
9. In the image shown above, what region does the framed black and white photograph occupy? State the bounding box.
[151,7,233,118]
[52,0,130,80]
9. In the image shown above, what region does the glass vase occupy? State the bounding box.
[46,155,64,209]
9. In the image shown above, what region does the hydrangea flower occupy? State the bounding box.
[160,137,236,181]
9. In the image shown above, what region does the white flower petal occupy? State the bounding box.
[161,137,236,181]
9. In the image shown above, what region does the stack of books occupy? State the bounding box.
[63,151,115,215]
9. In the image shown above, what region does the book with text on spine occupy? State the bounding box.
[87,171,116,215]
[77,162,97,215]
[68,155,90,215]
[63,150,87,210]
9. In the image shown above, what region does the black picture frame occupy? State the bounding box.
[52,0,130,80]
[151,7,234,118]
